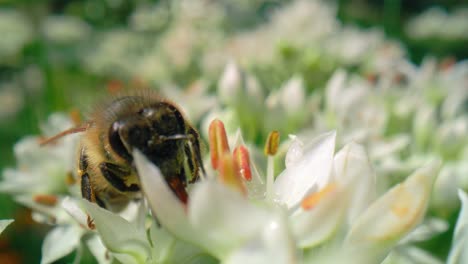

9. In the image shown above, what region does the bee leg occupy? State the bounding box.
[79,149,106,209]
[81,173,98,229]
[79,147,101,228]
[187,127,205,183]
[184,143,197,183]
[99,162,140,192]
[81,173,94,202]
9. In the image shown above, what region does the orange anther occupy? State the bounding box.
[209,119,230,169]
[34,194,58,206]
[219,153,246,195]
[233,145,252,181]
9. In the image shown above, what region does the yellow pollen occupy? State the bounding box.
[264,131,280,156]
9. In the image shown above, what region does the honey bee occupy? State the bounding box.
[42,90,205,212]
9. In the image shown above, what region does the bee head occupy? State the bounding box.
[108,103,189,165]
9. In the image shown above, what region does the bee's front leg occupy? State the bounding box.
[99,162,140,192]
[79,146,105,229]
[80,173,102,229]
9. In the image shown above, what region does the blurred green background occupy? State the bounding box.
[0,0,466,263]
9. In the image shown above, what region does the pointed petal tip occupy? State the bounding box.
[417,159,442,183]
[458,189,468,201]
[0,219,14,234]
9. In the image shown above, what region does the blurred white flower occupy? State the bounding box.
[42,15,91,44]
[406,7,468,41]
[323,69,387,143]
[447,190,468,264]
[130,3,170,32]
[0,9,33,59]
[83,30,147,78]
[161,80,218,123]
[0,113,78,195]
[0,83,24,120]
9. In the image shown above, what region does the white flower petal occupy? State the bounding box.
[85,235,111,264]
[218,61,242,105]
[224,212,296,264]
[149,222,177,262]
[383,246,443,264]
[432,163,463,215]
[82,200,150,264]
[149,221,215,264]
[133,150,196,242]
[447,190,468,264]
[291,184,345,248]
[41,225,83,264]
[325,69,347,110]
[285,135,304,169]
[273,131,336,209]
[333,142,376,226]
[280,76,305,115]
[400,218,448,243]
[15,195,70,224]
[189,180,270,257]
[345,161,440,260]
[62,197,88,228]
[0,219,13,234]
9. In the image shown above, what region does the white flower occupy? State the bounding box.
[0,113,78,196]
[218,61,243,106]
[134,126,440,263]
[405,7,468,41]
[42,15,91,44]
[0,83,24,120]
[447,190,468,264]
[0,9,33,58]
[161,80,219,123]
[323,69,387,143]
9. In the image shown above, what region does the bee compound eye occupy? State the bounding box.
[109,121,132,162]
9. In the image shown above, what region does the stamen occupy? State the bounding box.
[233,145,252,181]
[219,153,246,195]
[208,119,230,169]
[301,183,337,210]
[264,131,280,200]
[264,130,280,156]
[34,194,58,206]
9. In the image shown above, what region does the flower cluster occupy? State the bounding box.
[0,115,446,264]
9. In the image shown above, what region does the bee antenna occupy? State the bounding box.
[39,123,90,146]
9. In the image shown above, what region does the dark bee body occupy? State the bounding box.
[77,93,204,211]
